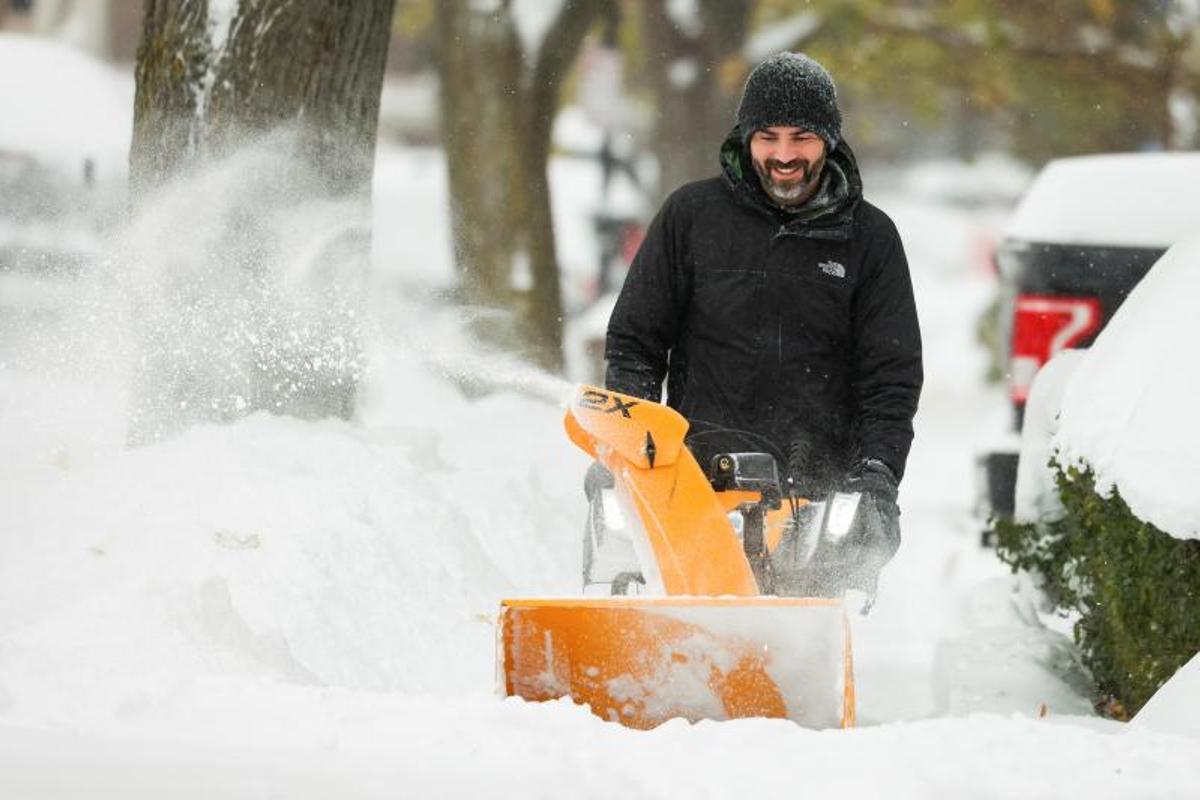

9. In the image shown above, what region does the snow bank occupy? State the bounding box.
[0,377,583,709]
[1013,349,1085,524]
[0,133,586,726]
[3,697,1199,800]
[1005,152,1200,248]
[1054,234,1200,539]
[933,577,1093,717]
[1,315,586,733]
[1133,652,1200,740]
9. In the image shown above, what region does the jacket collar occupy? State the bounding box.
[719,125,862,241]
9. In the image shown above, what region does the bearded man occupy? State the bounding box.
[601,52,923,595]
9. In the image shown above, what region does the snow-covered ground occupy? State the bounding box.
[2,133,1199,797]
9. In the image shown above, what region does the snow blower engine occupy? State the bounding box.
[497,385,882,730]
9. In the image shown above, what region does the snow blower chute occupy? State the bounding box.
[497,385,856,730]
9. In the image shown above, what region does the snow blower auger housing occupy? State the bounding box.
[497,385,855,730]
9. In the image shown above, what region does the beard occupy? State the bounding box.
[752,154,825,207]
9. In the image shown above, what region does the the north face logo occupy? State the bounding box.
[818,260,846,278]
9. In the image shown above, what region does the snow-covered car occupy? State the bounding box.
[979,152,1200,524]
[1016,231,1200,535]
[0,33,131,324]
[0,148,103,275]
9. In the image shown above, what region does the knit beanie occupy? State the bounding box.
[735,52,842,147]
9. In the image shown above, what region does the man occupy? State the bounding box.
[602,52,922,593]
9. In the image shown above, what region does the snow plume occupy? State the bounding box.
[0,138,587,723]
[380,298,575,407]
[119,128,369,444]
[0,255,132,477]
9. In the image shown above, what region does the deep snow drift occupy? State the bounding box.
[1,136,1198,797]
[1134,652,1200,740]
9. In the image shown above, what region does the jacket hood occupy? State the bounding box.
[719,124,862,240]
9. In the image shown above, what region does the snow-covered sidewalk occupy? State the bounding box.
[3,688,1198,799]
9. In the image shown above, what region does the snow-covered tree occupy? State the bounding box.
[131,0,395,198]
[127,0,395,439]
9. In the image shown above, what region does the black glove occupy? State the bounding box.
[844,458,899,504]
[839,458,902,597]
[583,460,614,501]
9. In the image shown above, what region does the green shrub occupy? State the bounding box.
[994,464,1200,716]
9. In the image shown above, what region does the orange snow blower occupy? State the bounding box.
[497,385,856,730]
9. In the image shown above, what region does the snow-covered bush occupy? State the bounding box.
[995,468,1200,716]
[993,234,1200,716]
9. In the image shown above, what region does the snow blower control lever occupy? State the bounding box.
[709,452,783,593]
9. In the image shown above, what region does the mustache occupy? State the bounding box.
[764,158,819,181]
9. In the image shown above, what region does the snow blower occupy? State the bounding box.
[497,385,862,730]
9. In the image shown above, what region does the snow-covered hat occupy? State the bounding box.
[735,52,842,147]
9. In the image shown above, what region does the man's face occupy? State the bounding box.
[748,126,827,207]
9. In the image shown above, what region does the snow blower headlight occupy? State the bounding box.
[825,492,862,542]
[600,488,626,531]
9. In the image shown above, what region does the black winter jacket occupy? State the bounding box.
[605,129,922,495]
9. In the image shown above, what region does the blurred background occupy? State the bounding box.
[3,0,1198,385]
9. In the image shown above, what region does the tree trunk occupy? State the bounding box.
[128,0,395,441]
[436,0,611,374]
[518,2,604,372]
[129,0,210,198]
[132,0,394,197]
[435,3,526,321]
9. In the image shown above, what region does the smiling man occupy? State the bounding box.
[602,52,923,596]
